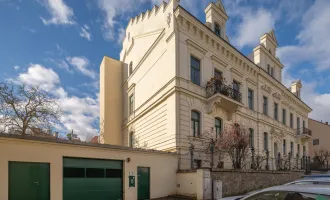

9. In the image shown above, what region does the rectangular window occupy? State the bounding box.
[290,142,294,156]
[215,118,222,138]
[249,129,254,148]
[271,67,274,77]
[297,117,300,134]
[264,133,268,151]
[267,64,271,74]
[214,69,222,79]
[303,120,305,128]
[283,139,286,155]
[282,109,286,125]
[297,144,300,157]
[86,168,105,178]
[191,56,200,85]
[63,167,85,178]
[313,139,320,146]
[248,89,254,110]
[233,80,240,92]
[263,96,268,115]
[274,103,278,120]
[129,94,134,115]
[194,159,202,169]
[106,169,123,178]
[290,113,293,128]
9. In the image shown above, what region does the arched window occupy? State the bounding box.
[264,132,268,151]
[249,128,254,148]
[129,132,134,147]
[191,110,200,137]
[129,62,133,76]
[215,23,221,37]
[215,118,222,138]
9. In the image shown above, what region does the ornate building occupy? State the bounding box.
[100,0,312,169]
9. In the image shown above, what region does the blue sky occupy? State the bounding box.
[1,0,330,140]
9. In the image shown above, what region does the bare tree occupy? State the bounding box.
[0,82,61,136]
[216,123,249,169]
[313,148,330,168]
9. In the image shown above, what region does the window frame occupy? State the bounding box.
[313,139,320,146]
[290,113,293,128]
[263,96,268,116]
[190,56,201,86]
[214,23,221,37]
[274,102,278,120]
[191,110,201,137]
[248,89,254,110]
[215,118,222,138]
[282,108,286,125]
[249,128,254,148]
[129,62,133,76]
[264,132,268,151]
[129,132,134,147]
[129,94,134,115]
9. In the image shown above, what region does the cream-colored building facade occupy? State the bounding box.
[100,0,312,169]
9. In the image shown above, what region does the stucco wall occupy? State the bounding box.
[212,170,304,197]
[308,119,330,156]
[0,136,178,200]
[176,171,197,197]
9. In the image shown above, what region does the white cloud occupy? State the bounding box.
[79,24,92,41]
[40,0,75,25]
[66,56,96,79]
[232,8,274,48]
[13,65,20,70]
[14,64,99,140]
[277,0,330,71]
[117,28,126,44]
[18,64,60,91]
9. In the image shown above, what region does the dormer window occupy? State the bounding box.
[214,23,221,37]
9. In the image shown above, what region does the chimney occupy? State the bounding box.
[291,80,302,99]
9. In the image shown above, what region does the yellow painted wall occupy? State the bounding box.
[100,56,123,145]
[0,137,178,200]
[308,119,330,156]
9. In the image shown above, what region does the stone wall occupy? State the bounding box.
[212,169,305,197]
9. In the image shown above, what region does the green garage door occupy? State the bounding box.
[9,162,50,200]
[63,157,123,200]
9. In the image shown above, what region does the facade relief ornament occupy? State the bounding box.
[261,85,272,94]
[167,13,172,27]
[272,92,281,100]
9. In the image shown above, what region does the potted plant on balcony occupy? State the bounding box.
[206,75,227,97]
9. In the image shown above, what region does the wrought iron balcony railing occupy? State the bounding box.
[296,127,312,136]
[206,79,242,102]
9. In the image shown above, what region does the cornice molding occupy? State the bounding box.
[211,55,228,68]
[186,39,208,55]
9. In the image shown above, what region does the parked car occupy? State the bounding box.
[238,185,330,200]
[285,178,330,185]
[304,174,330,179]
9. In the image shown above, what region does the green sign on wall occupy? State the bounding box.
[129,176,135,187]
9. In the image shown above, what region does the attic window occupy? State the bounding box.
[215,23,221,37]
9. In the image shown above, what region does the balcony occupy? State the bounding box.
[205,78,243,118]
[296,127,312,140]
